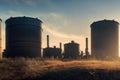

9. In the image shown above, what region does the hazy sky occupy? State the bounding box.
[0,0,120,54]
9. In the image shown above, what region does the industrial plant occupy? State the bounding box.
[0,16,119,60]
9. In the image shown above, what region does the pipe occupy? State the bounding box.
[86,37,88,50]
[47,35,49,48]
[60,42,62,50]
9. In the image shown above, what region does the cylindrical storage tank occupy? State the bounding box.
[0,19,2,59]
[90,20,119,59]
[5,17,42,58]
[64,41,80,58]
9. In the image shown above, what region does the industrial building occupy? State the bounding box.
[4,17,42,58]
[0,19,2,59]
[90,20,119,59]
[81,37,90,59]
[64,41,80,59]
[43,47,62,58]
[43,35,62,58]
[79,37,90,59]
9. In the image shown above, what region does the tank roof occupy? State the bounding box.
[44,47,60,50]
[5,16,42,23]
[64,41,79,45]
[90,19,119,28]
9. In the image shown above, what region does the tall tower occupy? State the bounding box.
[85,37,89,56]
[47,35,49,48]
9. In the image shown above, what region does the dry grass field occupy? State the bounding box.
[0,58,120,80]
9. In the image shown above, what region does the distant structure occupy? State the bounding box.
[0,19,2,59]
[64,41,80,59]
[47,35,49,48]
[82,37,90,59]
[43,35,62,58]
[85,37,89,56]
[80,37,90,59]
[4,17,42,58]
[91,20,119,59]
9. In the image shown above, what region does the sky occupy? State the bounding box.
[0,0,120,54]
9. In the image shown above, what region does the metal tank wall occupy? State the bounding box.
[0,19,2,59]
[64,41,80,58]
[4,17,42,58]
[90,20,119,59]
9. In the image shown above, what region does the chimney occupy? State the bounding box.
[86,37,88,50]
[60,42,62,53]
[85,37,89,55]
[60,42,62,50]
[47,35,49,48]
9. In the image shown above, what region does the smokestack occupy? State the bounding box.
[47,35,49,48]
[60,42,62,50]
[60,42,62,54]
[86,37,88,50]
[85,37,89,55]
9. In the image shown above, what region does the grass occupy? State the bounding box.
[0,58,120,80]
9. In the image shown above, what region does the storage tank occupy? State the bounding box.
[0,19,2,59]
[64,41,80,58]
[4,17,42,58]
[90,20,119,59]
